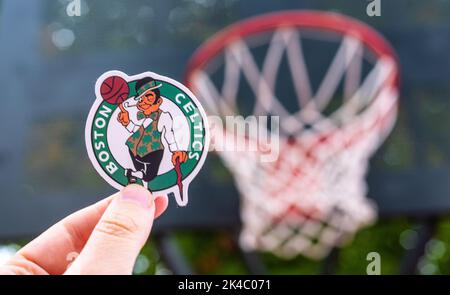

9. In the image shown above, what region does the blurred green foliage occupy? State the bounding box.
[2,217,450,274]
[130,217,450,275]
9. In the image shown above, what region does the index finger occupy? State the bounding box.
[6,188,168,275]
[8,194,116,274]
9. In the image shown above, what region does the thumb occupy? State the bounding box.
[65,185,156,275]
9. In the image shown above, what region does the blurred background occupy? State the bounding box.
[1,0,450,274]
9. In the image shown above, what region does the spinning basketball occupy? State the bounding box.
[100,75,129,104]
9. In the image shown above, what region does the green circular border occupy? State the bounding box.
[90,80,206,191]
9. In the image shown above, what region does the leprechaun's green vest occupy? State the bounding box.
[126,110,164,157]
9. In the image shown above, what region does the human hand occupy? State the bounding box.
[171,151,188,166]
[0,185,168,275]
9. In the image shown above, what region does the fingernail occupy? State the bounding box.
[120,184,152,208]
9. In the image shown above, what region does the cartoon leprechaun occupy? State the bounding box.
[117,77,188,185]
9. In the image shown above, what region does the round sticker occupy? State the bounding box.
[85,71,209,206]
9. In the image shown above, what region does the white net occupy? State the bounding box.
[187,14,399,259]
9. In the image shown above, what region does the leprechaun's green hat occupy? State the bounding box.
[136,77,162,98]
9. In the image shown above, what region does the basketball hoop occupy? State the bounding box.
[186,11,399,259]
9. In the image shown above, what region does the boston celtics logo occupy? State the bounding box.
[85,71,209,206]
